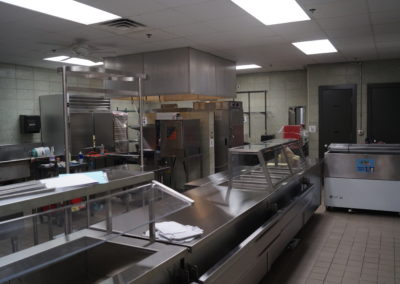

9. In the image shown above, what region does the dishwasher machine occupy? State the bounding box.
[324,143,400,212]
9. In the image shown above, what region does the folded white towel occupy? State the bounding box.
[144,221,203,243]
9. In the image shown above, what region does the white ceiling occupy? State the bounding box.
[0,0,399,72]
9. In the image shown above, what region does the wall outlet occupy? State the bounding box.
[309,125,317,133]
[357,129,365,136]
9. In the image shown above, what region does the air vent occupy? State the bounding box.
[96,18,147,35]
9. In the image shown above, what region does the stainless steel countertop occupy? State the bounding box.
[0,229,188,283]
[92,161,318,251]
[0,164,154,216]
[92,183,273,248]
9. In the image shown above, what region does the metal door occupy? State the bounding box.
[94,113,114,151]
[368,83,400,143]
[70,113,94,155]
[319,85,357,158]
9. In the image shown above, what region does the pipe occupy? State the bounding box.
[138,78,144,170]
[61,66,70,174]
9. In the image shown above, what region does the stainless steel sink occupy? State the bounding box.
[5,237,156,284]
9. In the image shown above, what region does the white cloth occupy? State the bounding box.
[144,221,203,243]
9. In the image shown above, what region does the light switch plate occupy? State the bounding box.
[309,125,317,133]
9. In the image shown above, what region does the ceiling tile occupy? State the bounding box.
[374,33,400,43]
[316,14,370,30]
[171,0,246,22]
[367,0,400,13]
[153,0,211,8]
[161,22,221,36]
[132,8,202,28]
[124,29,179,42]
[324,26,373,39]
[300,0,368,19]
[269,21,325,42]
[79,0,168,17]
[373,22,400,35]
[370,11,400,25]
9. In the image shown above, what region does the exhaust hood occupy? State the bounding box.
[105,47,236,99]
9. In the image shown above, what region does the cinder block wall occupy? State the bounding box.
[238,59,400,159]
[236,70,307,143]
[0,63,140,145]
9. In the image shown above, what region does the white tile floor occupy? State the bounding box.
[260,205,400,284]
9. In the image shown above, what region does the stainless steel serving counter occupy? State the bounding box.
[91,159,321,283]
[0,164,154,216]
[0,140,321,284]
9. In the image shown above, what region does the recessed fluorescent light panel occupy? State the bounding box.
[0,0,120,25]
[44,56,103,67]
[231,0,310,25]
[236,64,262,70]
[292,39,337,55]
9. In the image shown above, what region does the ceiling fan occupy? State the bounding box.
[42,39,116,66]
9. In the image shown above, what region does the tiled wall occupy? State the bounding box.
[236,70,307,143]
[0,63,136,145]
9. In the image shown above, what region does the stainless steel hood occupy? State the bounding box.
[105,47,236,98]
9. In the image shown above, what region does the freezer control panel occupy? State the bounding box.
[356,158,375,173]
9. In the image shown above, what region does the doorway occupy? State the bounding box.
[367,83,400,143]
[318,84,357,158]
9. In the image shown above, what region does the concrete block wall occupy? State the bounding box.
[239,59,400,160]
[0,62,138,146]
[307,59,400,159]
[236,70,307,143]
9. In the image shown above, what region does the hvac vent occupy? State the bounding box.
[96,18,147,35]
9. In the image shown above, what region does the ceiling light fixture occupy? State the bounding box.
[0,0,120,25]
[236,64,262,70]
[44,56,103,66]
[292,39,337,55]
[230,0,310,25]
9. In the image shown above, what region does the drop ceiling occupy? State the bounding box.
[0,0,399,73]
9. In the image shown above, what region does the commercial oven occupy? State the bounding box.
[193,101,244,172]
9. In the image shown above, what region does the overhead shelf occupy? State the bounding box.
[67,86,139,97]
[58,66,147,81]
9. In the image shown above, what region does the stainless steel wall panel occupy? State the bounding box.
[40,95,65,156]
[189,49,216,96]
[215,56,236,97]
[143,48,190,96]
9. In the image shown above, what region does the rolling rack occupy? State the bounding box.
[59,66,147,173]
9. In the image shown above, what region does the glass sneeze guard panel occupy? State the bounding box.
[0,180,193,282]
[228,139,305,191]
